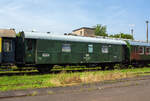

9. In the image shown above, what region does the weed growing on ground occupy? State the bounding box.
[0,67,150,91]
[47,90,54,95]
[29,91,38,96]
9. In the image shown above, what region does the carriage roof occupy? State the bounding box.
[23,32,126,45]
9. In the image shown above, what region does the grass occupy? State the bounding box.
[0,67,150,91]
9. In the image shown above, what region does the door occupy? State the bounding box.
[109,45,118,62]
[2,38,15,63]
[25,39,36,64]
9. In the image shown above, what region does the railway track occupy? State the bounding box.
[0,68,102,76]
[0,65,149,76]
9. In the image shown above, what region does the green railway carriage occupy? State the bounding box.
[126,40,150,66]
[16,31,127,72]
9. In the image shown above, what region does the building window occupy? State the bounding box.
[80,31,82,35]
[62,44,71,52]
[27,40,32,51]
[102,45,108,53]
[146,47,150,55]
[138,47,144,54]
[4,40,12,52]
[88,44,93,53]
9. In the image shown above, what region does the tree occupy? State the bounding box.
[94,24,108,36]
[109,33,133,40]
[16,32,22,37]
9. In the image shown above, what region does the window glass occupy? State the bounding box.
[88,44,93,53]
[4,40,12,52]
[27,40,32,51]
[102,46,108,53]
[146,47,150,54]
[138,47,144,54]
[62,44,71,52]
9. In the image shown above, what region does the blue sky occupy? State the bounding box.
[0,0,150,40]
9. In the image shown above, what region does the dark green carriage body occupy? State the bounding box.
[15,32,127,66]
[35,40,125,64]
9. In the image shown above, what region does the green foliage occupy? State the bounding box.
[94,24,108,36]
[94,24,133,39]
[109,33,133,40]
[16,32,22,37]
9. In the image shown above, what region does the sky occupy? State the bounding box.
[0,0,150,41]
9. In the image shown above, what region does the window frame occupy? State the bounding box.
[145,47,150,55]
[138,46,144,55]
[101,45,109,54]
[3,40,12,52]
[88,44,93,53]
[62,44,71,53]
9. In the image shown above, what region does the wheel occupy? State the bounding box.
[108,65,114,70]
[37,68,51,73]
[101,65,105,70]
[16,64,24,71]
[37,65,53,73]
[118,64,129,69]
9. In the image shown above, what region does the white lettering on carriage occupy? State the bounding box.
[42,53,50,57]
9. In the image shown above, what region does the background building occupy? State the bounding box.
[72,27,95,37]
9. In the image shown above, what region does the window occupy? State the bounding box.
[134,47,137,53]
[4,40,12,52]
[62,44,71,52]
[102,46,108,53]
[27,40,32,51]
[80,31,82,35]
[134,46,139,53]
[146,47,150,55]
[138,47,144,54]
[88,44,93,53]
